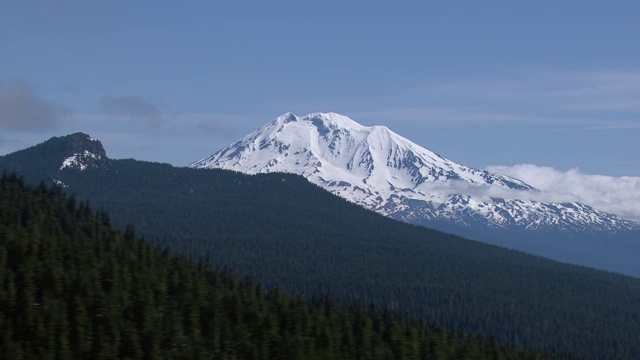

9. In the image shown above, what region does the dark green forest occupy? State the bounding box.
[2,134,640,358]
[0,173,573,359]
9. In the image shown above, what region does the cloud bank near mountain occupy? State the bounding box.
[0,81,68,132]
[487,164,640,222]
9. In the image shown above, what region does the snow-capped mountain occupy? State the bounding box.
[191,112,640,235]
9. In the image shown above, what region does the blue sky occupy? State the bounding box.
[1,1,639,179]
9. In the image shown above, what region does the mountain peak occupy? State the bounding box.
[276,112,297,124]
[191,111,640,235]
[60,132,106,156]
[274,112,367,131]
[305,112,367,130]
[53,133,106,171]
[0,132,107,174]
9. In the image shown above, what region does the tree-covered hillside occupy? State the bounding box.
[1,173,570,359]
[2,135,640,358]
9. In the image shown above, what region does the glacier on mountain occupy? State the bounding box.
[191,112,639,234]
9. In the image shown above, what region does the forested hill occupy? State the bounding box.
[2,134,640,358]
[0,173,570,359]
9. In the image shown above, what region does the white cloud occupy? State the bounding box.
[486,164,640,222]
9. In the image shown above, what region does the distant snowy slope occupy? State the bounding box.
[192,112,639,234]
